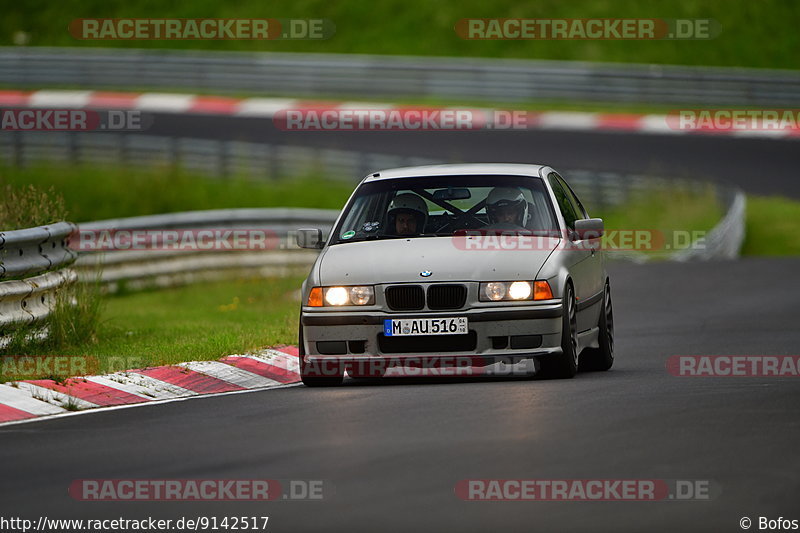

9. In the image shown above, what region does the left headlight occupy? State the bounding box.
[479,281,552,301]
[307,286,375,307]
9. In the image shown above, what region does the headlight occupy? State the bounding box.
[324,287,350,306]
[308,286,375,306]
[508,281,532,300]
[483,282,507,301]
[480,281,552,301]
[349,286,373,305]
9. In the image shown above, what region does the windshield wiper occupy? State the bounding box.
[336,234,406,244]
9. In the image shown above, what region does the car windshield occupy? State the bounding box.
[330,174,559,245]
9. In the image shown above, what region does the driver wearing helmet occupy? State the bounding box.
[485,187,529,230]
[386,193,428,236]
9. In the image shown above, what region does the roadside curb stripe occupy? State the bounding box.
[15,382,99,410]
[23,378,146,407]
[248,348,301,373]
[136,366,247,394]
[0,384,68,415]
[276,345,300,357]
[189,96,241,114]
[0,90,30,105]
[88,91,141,108]
[221,356,299,384]
[0,403,39,423]
[84,375,168,401]
[85,373,195,400]
[28,90,93,108]
[179,360,283,389]
[1,89,796,139]
[0,345,299,426]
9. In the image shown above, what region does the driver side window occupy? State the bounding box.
[557,175,588,219]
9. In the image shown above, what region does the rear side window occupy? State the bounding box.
[548,173,579,230]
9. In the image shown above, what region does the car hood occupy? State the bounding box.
[317,236,560,285]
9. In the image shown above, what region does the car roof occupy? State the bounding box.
[362,163,549,182]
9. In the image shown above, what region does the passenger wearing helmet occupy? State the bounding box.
[485,187,529,230]
[386,193,428,236]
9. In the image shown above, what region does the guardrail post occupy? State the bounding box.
[12,130,23,167]
[171,136,180,174]
[68,130,79,165]
[219,140,229,178]
[119,133,128,165]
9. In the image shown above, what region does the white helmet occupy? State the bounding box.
[486,187,529,226]
[387,193,428,234]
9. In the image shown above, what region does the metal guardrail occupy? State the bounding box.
[0,221,77,279]
[75,209,338,292]
[0,269,76,329]
[0,130,707,212]
[2,47,800,106]
[0,131,438,183]
[672,189,746,261]
[0,222,77,330]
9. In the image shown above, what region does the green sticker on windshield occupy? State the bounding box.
[342,231,356,240]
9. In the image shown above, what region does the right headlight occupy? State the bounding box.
[307,286,375,307]
[479,281,553,301]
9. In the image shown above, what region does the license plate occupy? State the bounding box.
[384,317,468,337]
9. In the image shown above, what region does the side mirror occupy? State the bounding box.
[296,228,325,249]
[573,218,604,240]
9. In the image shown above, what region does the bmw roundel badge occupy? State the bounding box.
[420,270,432,277]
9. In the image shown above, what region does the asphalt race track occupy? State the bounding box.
[144,112,800,198]
[1,257,798,532]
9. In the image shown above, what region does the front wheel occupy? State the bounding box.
[539,282,578,379]
[298,322,344,387]
[579,281,614,372]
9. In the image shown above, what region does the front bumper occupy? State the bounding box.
[300,303,563,363]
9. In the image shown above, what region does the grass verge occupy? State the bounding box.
[0,182,68,230]
[0,276,302,380]
[597,183,722,258]
[741,195,800,256]
[0,164,354,222]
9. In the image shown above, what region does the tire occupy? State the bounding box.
[539,282,578,379]
[298,322,344,387]
[579,281,614,372]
